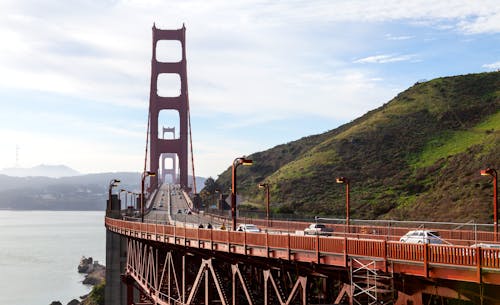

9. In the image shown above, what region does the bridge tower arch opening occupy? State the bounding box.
[160,126,178,184]
[161,153,177,184]
[148,24,190,190]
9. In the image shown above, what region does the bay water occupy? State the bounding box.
[0,211,105,305]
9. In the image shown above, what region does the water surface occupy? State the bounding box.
[0,211,105,305]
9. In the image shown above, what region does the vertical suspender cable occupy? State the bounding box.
[188,107,197,194]
[184,33,197,194]
[144,111,150,174]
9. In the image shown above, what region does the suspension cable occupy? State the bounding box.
[188,107,197,194]
[143,111,150,174]
[185,39,196,194]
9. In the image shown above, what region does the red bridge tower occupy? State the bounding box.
[148,25,189,189]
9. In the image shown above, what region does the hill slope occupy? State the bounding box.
[208,71,500,222]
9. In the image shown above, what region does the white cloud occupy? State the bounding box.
[0,0,497,112]
[482,61,500,70]
[246,0,500,33]
[385,34,414,40]
[354,54,416,64]
[0,0,498,177]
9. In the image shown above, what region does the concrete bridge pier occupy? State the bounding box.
[105,195,128,305]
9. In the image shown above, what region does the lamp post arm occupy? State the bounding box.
[231,157,252,231]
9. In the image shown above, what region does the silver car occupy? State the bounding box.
[236,224,260,233]
[399,230,443,244]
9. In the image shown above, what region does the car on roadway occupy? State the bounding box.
[304,223,333,236]
[236,224,261,233]
[456,243,500,258]
[471,243,500,249]
[399,230,443,244]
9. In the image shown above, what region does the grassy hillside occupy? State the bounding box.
[207,71,500,222]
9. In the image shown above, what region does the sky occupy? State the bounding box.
[0,0,499,179]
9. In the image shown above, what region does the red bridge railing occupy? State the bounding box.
[106,217,500,285]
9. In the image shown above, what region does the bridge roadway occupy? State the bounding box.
[107,183,500,304]
[143,183,225,228]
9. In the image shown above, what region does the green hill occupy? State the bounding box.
[204,71,500,222]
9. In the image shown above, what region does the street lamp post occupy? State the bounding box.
[215,189,223,213]
[481,168,498,241]
[258,183,270,226]
[141,171,156,222]
[231,157,253,231]
[133,192,140,210]
[108,179,120,211]
[336,177,350,231]
[128,192,134,209]
[120,189,128,210]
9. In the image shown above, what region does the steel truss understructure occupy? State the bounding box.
[349,258,394,305]
[124,238,332,305]
[107,216,500,305]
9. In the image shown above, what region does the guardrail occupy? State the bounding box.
[106,217,500,284]
[120,208,498,247]
[221,216,498,246]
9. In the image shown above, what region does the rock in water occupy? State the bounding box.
[78,256,93,273]
[67,299,80,305]
[50,302,62,305]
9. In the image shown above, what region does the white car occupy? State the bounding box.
[470,243,500,258]
[304,223,333,236]
[399,230,443,244]
[236,224,260,233]
[470,243,500,249]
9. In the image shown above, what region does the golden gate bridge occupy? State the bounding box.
[104,25,500,305]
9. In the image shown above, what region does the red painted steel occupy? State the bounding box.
[149,25,189,190]
[106,217,500,285]
[238,216,499,245]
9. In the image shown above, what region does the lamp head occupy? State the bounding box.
[481,168,496,177]
[258,183,268,189]
[234,156,253,166]
[336,177,348,184]
[241,158,253,166]
[110,179,121,187]
[144,171,156,177]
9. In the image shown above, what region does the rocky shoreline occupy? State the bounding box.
[78,256,105,286]
[49,256,105,305]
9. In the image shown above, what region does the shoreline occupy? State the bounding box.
[50,256,105,305]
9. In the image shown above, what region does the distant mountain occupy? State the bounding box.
[207,71,500,223]
[0,171,205,211]
[0,164,80,178]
